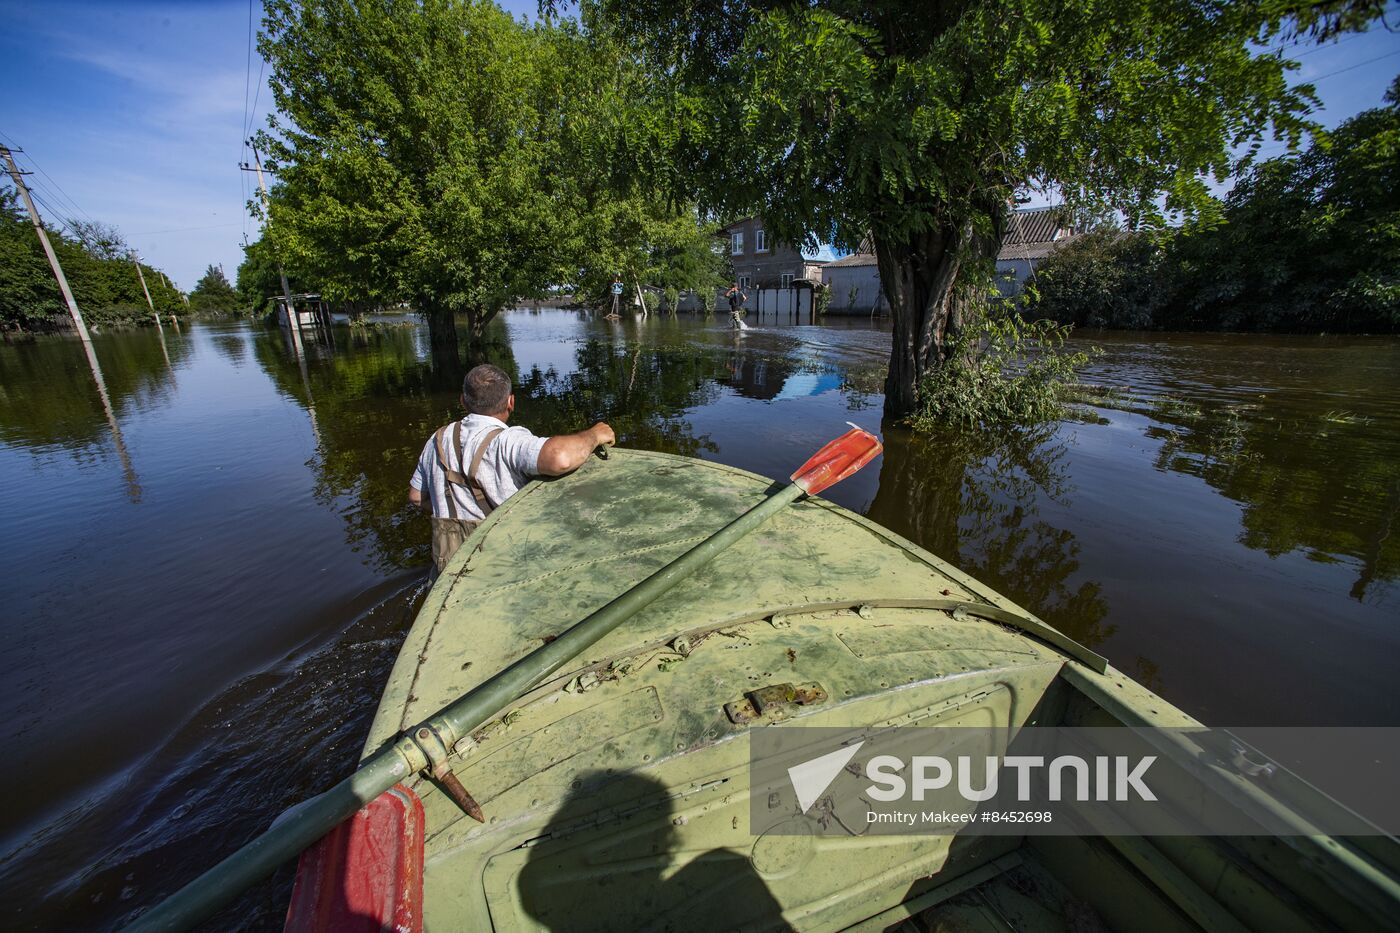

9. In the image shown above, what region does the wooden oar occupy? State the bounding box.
[127,427,883,932]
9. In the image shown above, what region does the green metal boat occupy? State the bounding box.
[345,447,1400,931]
[135,441,1400,931]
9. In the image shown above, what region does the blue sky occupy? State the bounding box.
[1,1,1397,290]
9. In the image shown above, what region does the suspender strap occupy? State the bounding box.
[435,425,469,487]
[466,428,505,514]
[435,422,505,517]
[434,425,461,520]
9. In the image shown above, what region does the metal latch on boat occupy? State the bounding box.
[725,682,828,724]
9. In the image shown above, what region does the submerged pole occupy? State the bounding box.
[131,253,162,332]
[1,145,92,342]
[128,430,882,932]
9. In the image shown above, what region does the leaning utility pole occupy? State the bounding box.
[130,252,163,331]
[1,145,92,342]
[246,142,303,357]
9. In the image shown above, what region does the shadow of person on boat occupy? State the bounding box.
[518,771,793,932]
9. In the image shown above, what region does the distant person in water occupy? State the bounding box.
[724,281,748,328]
[408,364,614,574]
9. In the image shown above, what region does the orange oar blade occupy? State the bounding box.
[790,426,883,495]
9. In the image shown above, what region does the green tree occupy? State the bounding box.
[1166,76,1400,332]
[1028,80,1400,334]
[1031,229,1166,329]
[235,237,307,315]
[189,264,238,312]
[580,0,1381,416]
[257,0,579,361]
[0,187,183,331]
[569,200,728,308]
[0,188,64,330]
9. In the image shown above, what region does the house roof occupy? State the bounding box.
[996,207,1075,262]
[802,244,841,263]
[824,252,878,268]
[997,237,1079,261]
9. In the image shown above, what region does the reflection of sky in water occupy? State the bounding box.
[771,372,844,400]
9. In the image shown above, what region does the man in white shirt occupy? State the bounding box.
[409,363,614,573]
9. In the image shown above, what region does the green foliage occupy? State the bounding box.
[567,200,727,309]
[1165,77,1400,332]
[1031,230,1165,329]
[0,186,184,331]
[578,0,1381,413]
[587,0,1355,241]
[235,237,309,315]
[813,283,831,317]
[259,0,589,337]
[189,265,238,313]
[1030,83,1400,334]
[0,190,62,329]
[909,309,1095,431]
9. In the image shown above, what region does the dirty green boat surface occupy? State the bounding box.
[366,448,1399,932]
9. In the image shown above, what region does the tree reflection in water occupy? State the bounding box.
[0,327,187,451]
[868,422,1113,650]
[254,323,728,572]
[1142,396,1400,604]
[515,339,724,457]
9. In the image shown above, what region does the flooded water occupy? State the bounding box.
[1,311,1397,928]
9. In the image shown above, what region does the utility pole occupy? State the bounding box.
[245,142,303,357]
[157,270,181,328]
[130,252,163,331]
[0,145,141,499]
[1,145,92,343]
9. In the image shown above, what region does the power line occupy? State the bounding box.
[242,0,254,247]
[27,160,94,225]
[3,144,98,226]
[247,56,268,140]
[1306,47,1400,81]
[243,0,254,141]
[1280,30,1368,58]
[26,187,71,232]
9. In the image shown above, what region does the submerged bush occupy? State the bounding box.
[908,309,1095,431]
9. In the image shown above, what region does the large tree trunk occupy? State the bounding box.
[461,306,504,366]
[875,222,970,418]
[424,301,460,376]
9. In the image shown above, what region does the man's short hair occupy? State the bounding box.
[462,364,512,415]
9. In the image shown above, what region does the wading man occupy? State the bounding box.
[724,281,748,329]
[409,363,615,574]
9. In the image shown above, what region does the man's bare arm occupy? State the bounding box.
[408,486,429,512]
[537,422,615,476]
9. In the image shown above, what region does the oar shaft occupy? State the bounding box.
[128,740,422,932]
[128,482,804,932]
[431,481,803,743]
